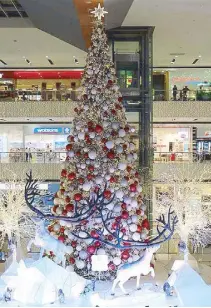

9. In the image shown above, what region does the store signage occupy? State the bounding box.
[64,127,71,134]
[34,128,63,134]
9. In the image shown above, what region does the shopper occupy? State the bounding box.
[172,85,178,101]
[182,86,190,101]
[25,148,28,162]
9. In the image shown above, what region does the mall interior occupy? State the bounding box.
[0,0,211,277]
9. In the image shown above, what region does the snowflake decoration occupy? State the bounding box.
[91,3,108,20]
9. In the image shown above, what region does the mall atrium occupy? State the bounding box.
[0,0,210,306]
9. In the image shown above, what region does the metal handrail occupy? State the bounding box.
[0,151,66,163]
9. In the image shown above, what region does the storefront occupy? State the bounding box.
[0,124,71,162]
[153,125,192,162]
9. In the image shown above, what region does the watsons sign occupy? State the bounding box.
[34,127,71,134]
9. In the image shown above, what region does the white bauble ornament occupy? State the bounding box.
[79,231,88,238]
[124,196,131,204]
[127,154,133,161]
[91,88,97,95]
[118,162,127,171]
[95,217,102,224]
[85,238,93,245]
[60,220,66,227]
[84,105,89,111]
[137,185,142,193]
[103,158,108,163]
[128,257,133,263]
[68,151,75,158]
[123,235,129,240]
[66,246,73,254]
[66,221,72,228]
[110,249,116,256]
[127,205,132,211]
[109,167,115,173]
[131,200,138,208]
[56,207,62,215]
[116,146,123,154]
[107,203,114,211]
[78,132,85,140]
[129,224,137,232]
[68,232,75,240]
[120,179,128,187]
[97,248,106,255]
[88,150,97,160]
[114,204,121,213]
[95,176,103,184]
[134,249,139,255]
[89,132,95,139]
[116,138,122,145]
[140,232,147,240]
[87,69,93,75]
[83,182,91,191]
[133,153,138,160]
[86,159,91,164]
[119,129,126,137]
[112,122,119,130]
[129,143,135,150]
[141,204,147,211]
[76,245,82,252]
[53,224,60,232]
[102,121,109,127]
[64,229,69,235]
[103,105,108,111]
[131,215,138,223]
[113,257,121,266]
[105,174,110,181]
[106,141,114,149]
[76,260,85,269]
[79,250,88,260]
[53,198,60,205]
[132,232,140,241]
[116,190,124,199]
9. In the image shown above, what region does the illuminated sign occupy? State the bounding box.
[34,127,71,134]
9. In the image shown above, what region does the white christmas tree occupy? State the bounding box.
[0,176,35,261]
[154,163,211,259]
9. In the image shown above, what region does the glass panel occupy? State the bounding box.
[116,62,139,88]
[114,41,140,54]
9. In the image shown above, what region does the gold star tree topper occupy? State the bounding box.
[91,3,108,20]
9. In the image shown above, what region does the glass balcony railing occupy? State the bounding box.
[0,151,66,163]
[154,151,209,163]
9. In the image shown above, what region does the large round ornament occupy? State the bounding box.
[113,257,121,266]
[106,141,114,149]
[119,129,126,137]
[88,150,97,160]
[79,250,88,260]
[82,182,91,191]
[76,260,85,269]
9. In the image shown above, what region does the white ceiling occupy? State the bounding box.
[0,27,86,67]
[123,0,211,66]
[0,1,211,67]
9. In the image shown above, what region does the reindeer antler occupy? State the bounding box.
[71,206,178,249]
[25,171,115,223]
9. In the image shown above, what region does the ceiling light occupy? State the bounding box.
[47,58,54,65]
[0,60,7,65]
[46,56,49,58]
[192,58,199,64]
[199,55,202,58]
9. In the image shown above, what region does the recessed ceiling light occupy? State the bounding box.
[46,56,49,58]
[199,55,202,58]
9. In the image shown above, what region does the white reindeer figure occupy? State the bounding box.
[111,244,160,295]
[27,218,73,267]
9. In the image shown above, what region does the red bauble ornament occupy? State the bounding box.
[65,196,71,203]
[74,193,82,201]
[69,257,75,264]
[94,241,101,247]
[112,222,117,230]
[108,262,116,271]
[150,262,154,269]
[118,97,123,102]
[121,228,126,234]
[108,234,113,241]
[66,204,74,212]
[87,121,93,127]
[137,224,142,233]
[127,166,132,173]
[60,227,65,233]
[121,210,129,220]
[125,126,130,132]
[74,107,78,113]
[107,151,115,159]
[95,124,103,134]
[121,203,127,210]
[53,205,58,213]
[87,173,93,180]
[78,177,85,184]
[104,190,112,199]
[68,172,76,181]
[136,209,141,215]
[111,109,116,115]
[102,138,107,144]
[58,235,65,243]
[84,153,89,158]
[71,240,77,248]
[142,219,150,230]
[76,151,81,157]
[130,183,137,192]
[62,209,67,216]
[87,245,96,254]
[61,169,67,177]
[66,144,72,151]
[83,94,88,100]
[88,165,94,172]
[108,79,113,85]
[121,250,130,260]
[91,230,99,238]
[135,171,139,178]
[60,189,65,195]
[109,176,115,183]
